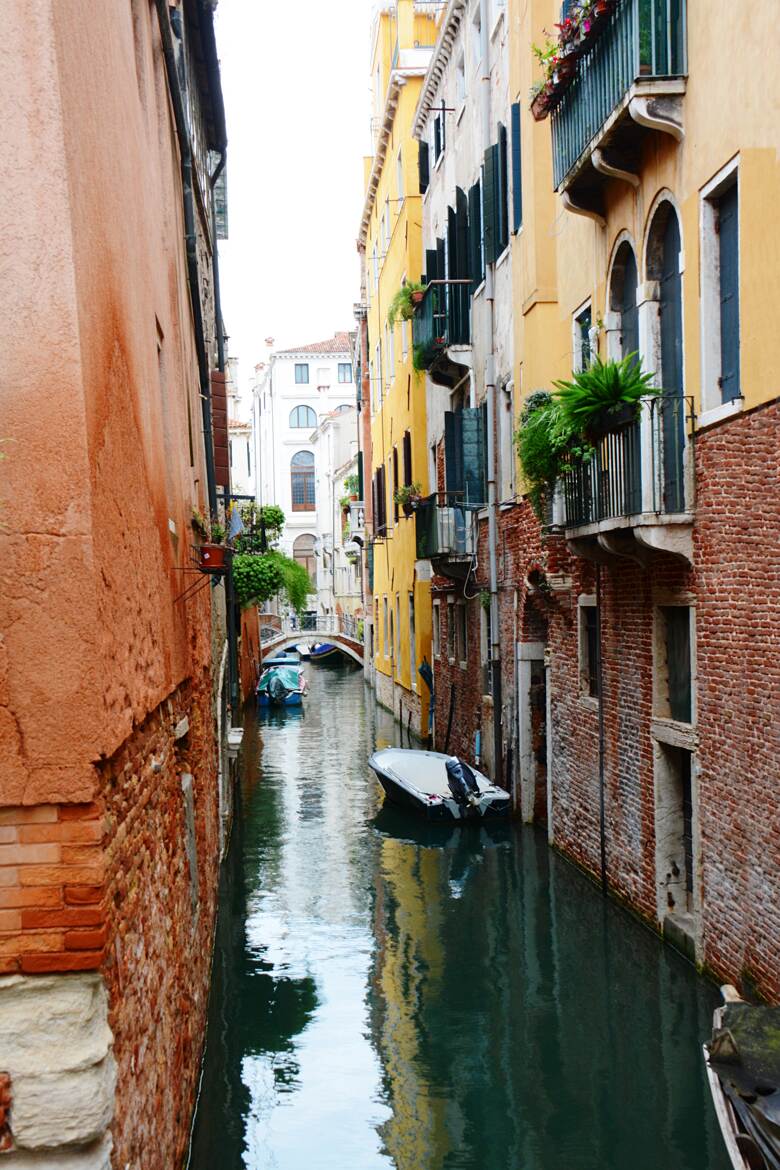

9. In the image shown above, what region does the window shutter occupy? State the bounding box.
[425,247,438,284]
[357,450,364,501]
[436,237,445,285]
[418,140,430,195]
[497,123,509,254]
[718,183,740,403]
[454,188,470,343]
[403,431,412,486]
[468,181,482,290]
[462,406,487,506]
[483,145,498,264]
[511,103,523,232]
[444,411,464,498]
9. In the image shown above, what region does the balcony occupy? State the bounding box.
[551,0,687,220]
[415,494,476,581]
[558,395,694,564]
[412,281,471,386]
[346,501,365,540]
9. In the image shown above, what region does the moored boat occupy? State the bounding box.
[309,642,343,663]
[368,748,510,821]
[256,663,308,707]
[704,984,780,1169]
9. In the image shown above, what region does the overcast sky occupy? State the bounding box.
[214,0,373,403]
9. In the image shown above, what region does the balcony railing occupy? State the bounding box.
[552,0,687,190]
[561,395,692,529]
[412,281,471,370]
[415,494,476,561]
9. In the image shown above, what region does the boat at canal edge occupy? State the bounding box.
[704,984,780,1170]
[369,748,510,821]
[308,642,342,663]
[256,663,308,707]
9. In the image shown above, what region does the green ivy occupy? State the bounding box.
[233,551,312,614]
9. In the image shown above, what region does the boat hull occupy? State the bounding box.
[309,643,342,662]
[257,691,303,708]
[369,749,511,822]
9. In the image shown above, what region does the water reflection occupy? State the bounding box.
[189,668,729,1170]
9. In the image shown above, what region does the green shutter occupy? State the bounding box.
[418,140,430,195]
[425,247,438,284]
[444,411,464,498]
[357,451,364,501]
[468,181,482,290]
[483,145,498,264]
[497,124,509,254]
[462,406,486,506]
[511,103,523,233]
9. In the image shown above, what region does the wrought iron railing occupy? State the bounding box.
[552,0,687,189]
[561,395,692,528]
[282,613,364,643]
[412,280,471,369]
[415,493,476,560]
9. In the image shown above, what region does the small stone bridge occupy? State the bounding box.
[259,615,364,667]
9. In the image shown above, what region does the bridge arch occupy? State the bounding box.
[260,632,364,667]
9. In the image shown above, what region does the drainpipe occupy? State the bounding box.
[480,0,503,786]
[596,563,607,892]
[154,0,218,517]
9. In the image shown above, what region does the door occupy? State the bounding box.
[659,212,685,511]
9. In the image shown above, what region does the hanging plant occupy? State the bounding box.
[387,280,427,327]
[514,391,590,521]
[552,353,659,440]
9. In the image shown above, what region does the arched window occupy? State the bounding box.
[335,403,352,414]
[292,534,316,585]
[609,241,639,362]
[646,201,685,510]
[290,450,315,511]
[289,405,317,429]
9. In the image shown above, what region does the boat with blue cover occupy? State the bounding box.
[308,642,343,663]
[256,663,308,707]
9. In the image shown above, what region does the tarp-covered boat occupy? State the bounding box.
[309,642,342,663]
[256,664,307,707]
[704,984,780,1170]
[368,748,510,821]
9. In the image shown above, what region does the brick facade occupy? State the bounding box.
[427,401,780,1001]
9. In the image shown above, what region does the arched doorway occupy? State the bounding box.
[646,202,685,511]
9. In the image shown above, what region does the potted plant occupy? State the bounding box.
[552,353,659,441]
[344,473,360,501]
[394,482,423,517]
[387,280,427,327]
[191,507,210,540]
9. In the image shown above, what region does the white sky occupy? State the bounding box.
[214,0,374,403]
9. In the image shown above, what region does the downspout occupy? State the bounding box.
[596,564,608,892]
[480,0,503,786]
[154,0,218,517]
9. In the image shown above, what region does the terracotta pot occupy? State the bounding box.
[594,0,612,16]
[198,543,227,571]
[531,91,551,121]
[411,290,425,305]
[555,55,577,82]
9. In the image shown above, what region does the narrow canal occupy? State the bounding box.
[189,665,729,1170]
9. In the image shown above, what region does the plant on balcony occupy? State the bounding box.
[552,353,658,441]
[233,550,311,614]
[413,340,440,372]
[394,482,423,517]
[387,280,427,327]
[232,503,285,554]
[515,391,590,520]
[344,473,360,500]
[191,507,210,540]
[210,519,226,544]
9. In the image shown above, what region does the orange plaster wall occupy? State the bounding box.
[0,1,214,808]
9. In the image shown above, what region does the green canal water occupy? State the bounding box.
[188,665,729,1170]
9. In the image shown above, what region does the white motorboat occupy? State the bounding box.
[368,748,510,821]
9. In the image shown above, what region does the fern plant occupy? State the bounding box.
[552,353,658,435]
[387,281,426,327]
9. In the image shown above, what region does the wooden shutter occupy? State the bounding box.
[454,188,470,343]
[468,181,482,290]
[403,431,412,487]
[718,183,740,403]
[418,140,430,195]
[462,406,486,506]
[511,103,523,233]
[444,411,464,499]
[483,145,498,264]
[357,450,364,501]
[425,247,438,284]
[497,124,509,254]
[392,447,399,520]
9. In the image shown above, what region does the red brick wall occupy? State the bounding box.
[695,399,780,998]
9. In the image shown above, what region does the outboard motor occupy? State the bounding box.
[445,757,481,814]
[267,674,292,704]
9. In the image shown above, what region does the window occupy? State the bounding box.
[335,404,352,414]
[609,242,639,361]
[290,450,315,511]
[702,169,740,407]
[573,304,593,372]
[386,323,395,381]
[338,362,353,384]
[375,341,382,409]
[395,594,401,667]
[483,128,509,263]
[456,54,466,106]
[447,598,455,660]
[294,363,309,384]
[401,318,409,360]
[433,602,441,657]
[456,602,467,665]
[396,148,404,203]
[316,366,330,387]
[392,447,399,522]
[289,405,317,429]
[246,441,251,476]
[383,597,389,656]
[402,431,412,487]
[409,593,417,689]
[373,464,387,535]
[656,606,692,723]
[499,380,514,501]
[389,605,395,663]
[579,599,599,698]
[373,246,379,290]
[432,108,445,164]
[292,534,316,586]
[470,2,481,71]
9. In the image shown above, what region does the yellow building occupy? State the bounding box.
[360,1,440,736]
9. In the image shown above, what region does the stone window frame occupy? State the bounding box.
[446,595,456,664]
[432,600,441,658]
[577,594,599,710]
[651,591,698,735]
[699,154,742,427]
[455,600,468,670]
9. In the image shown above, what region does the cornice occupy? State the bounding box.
[412,0,467,140]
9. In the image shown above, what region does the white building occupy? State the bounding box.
[413,0,515,502]
[311,405,363,619]
[252,333,356,607]
[226,356,255,498]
